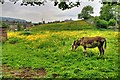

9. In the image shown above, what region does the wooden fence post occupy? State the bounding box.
[0,27,7,42]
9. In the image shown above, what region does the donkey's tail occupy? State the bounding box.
[104,39,106,49]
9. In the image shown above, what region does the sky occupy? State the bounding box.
[0,0,103,23]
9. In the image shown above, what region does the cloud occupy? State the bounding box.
[1,1,102,23]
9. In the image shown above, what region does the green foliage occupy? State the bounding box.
[2,0,81,10]
[0,36,7,42]
[20,31,32,35]
[108,19,116,26]
[17,24,21,31]
[78,5,94,20]
[8,37,21,44]
[2,0,119,11]
[0,22,9,28]
[94,17,108,29]
[30,20,94,32]
[99,4,114,21]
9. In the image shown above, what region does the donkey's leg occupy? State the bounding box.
[98,47,102,56]
[83,46,87,56]
[101,47,104,55]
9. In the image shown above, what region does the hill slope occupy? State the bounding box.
[0,17,27,23]
[31,20,95,32]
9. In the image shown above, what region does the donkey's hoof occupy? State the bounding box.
[84,53,87,57]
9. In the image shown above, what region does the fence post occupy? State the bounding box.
[0,27,7,42]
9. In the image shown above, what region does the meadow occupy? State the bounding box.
[2,20,120,78]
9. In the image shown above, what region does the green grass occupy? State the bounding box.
[2,20,119,78]
[30,20,94,32]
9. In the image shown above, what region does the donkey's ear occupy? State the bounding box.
[79,37,84,41]
[73,41,76,44]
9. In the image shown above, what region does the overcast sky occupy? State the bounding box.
[0,0,103,23]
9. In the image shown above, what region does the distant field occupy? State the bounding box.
[2,20,119,78]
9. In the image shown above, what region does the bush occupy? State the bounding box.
[0,23,9,28]
[108,19,116,26]
[94,18,108,29]
[20,31,32,35]
[0,36,7,43]
[8,37,20,44]
[17,24,21,31]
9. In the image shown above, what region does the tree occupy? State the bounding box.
[94,18,108,29]
[17,23,21,31]
[99,3,120,27]
[78,5,93,20]
[111,4,120,27]
[102,0,119,5]
[1,22,9,28]
[99,4,114,21]
[0,0,119,10]
[0,0,80,10]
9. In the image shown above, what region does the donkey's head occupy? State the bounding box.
[71,40,80,51]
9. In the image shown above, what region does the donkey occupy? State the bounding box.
[71,36,106,56]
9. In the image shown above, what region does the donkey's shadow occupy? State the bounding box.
[86,51,108,60]
[86,51,96,57]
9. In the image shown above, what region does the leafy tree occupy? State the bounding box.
[0,0,80,10]
[111,4,120,26]
[0,22,9,28]
[94,17,108,29]
[99,3,120,27]
[78,5,93,20]
[0,0,119,10]
[17,23,21,31]
[108,19,116,26]
[99,4,114,21]
[102,0,119,5]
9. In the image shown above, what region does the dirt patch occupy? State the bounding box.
[1,65,46,78]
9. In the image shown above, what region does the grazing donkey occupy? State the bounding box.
[71,36,106,56]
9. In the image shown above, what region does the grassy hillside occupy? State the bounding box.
[2,20,119,78]
[31,20,94,31]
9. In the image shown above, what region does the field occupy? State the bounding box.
[1,20,120,78]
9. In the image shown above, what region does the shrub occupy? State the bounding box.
[108,19,116,26]
[94,18,108,29]
[20,31,32,35]
[0,36,7,43]
[0,23,9,28]
[8,37,20,44]
[17,24,21,31]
